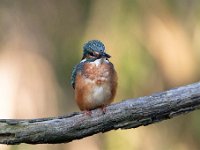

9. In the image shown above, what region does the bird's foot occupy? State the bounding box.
[83,110,92,116]
[101,106,106,114]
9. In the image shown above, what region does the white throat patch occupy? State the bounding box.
[92,58,109,66]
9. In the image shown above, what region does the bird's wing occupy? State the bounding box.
[71,64,78,89]
[71,62,85,89]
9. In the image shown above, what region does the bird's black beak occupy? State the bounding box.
[101,52,111,58]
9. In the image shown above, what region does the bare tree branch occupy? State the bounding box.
[0,82,200,145]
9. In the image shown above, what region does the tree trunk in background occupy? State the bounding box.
[0,11,60,150]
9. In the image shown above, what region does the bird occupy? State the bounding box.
[71,40,117,113]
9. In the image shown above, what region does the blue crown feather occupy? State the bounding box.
[83,40,105,55]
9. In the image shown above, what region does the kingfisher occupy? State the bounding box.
[71,40,118,112]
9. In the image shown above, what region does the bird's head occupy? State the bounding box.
[82,40,111,60]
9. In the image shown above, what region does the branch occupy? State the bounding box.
[0,82,200,145]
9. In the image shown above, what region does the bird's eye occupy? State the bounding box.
[89,52,95,56]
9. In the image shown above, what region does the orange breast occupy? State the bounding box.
[75,60,117,111]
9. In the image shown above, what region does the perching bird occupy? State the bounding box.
[71,40,117,112]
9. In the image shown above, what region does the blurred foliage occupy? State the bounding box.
[0,0,200,150]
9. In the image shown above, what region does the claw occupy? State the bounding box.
[84,110,92,116]
[101,106,106,114]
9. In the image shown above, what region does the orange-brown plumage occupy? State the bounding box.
[71,40,117,111]
[75,59,117,111]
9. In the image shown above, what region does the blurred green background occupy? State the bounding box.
[0,0,200,150]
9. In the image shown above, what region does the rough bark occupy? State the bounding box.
[0,82,200,145]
